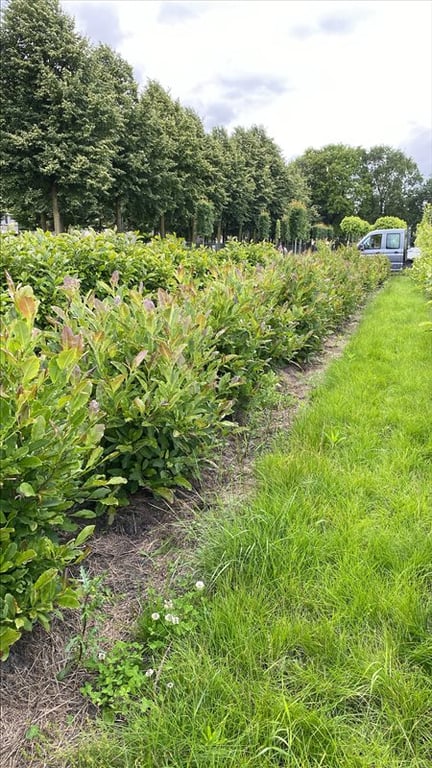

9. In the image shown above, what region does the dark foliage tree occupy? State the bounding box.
[363,145,423,226]
[89,45,140,231]
[0,0,120,232]
[294,144,368,230]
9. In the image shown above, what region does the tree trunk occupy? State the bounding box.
[216,219,222,243]
[160,213,166,238]
[239,222,243,241]
[51,182,63,234]
[39,213,47,231]
[191,215,197,245]
[115,198,123,232]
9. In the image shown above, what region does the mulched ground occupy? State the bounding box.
[0,312,363,768]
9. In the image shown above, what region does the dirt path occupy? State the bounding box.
[0,310,365,768]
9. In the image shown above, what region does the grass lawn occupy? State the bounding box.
[63,275,432,767]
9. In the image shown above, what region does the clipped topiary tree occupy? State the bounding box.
[311,222,334,241]
[340,215,370,243]
[371,216,407,230]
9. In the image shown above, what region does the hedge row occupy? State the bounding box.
[0,236,389,659]
[0,231,278,326]
[412,203,432,298]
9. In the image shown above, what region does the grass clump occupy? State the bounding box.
[61,276,432,767]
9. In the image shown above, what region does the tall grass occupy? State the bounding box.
[63,275,432,767]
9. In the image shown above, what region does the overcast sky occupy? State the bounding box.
[61,0,432,177]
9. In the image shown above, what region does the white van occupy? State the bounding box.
[357,228,408,272]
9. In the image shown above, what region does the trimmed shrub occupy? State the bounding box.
[0,279,125,660]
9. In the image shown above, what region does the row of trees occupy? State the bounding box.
[295,145,430,233]
[1,0,430,240]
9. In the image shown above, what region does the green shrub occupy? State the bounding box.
[189,264,277,405]
[412,204,432,299]
[46,282,237,499]
[0,232,272,329]
[0,279,125,660]
[221,238,278,265]
[0,231,182,325]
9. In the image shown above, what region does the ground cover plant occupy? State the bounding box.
[58,275,432,767]
[0,235,389,658]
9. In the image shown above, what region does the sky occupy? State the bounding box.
[61,0,432,177]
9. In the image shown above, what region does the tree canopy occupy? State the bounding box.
[0,0,123,233]
[1,0,429,240]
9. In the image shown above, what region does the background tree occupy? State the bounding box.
[170,105,209,241]
[257,210,271,241]
[224,125,310,241]
[405,176,432,236]
[311,222,334,242]
[230,126,275,239]
[363,145,423,225]
[134,81,179,236]
[223,136,255,240]
[288,200,310,251]
[280,214,290,246]
[202,127,231,242]
[196,198,215,241]
[295,144,367,231]
[136,83,209,239]
[285,162,312,208]
[0,0,120,233]
[89,45,140,231]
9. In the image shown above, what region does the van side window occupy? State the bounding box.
[386,233,401,249]
[369,234,382,249]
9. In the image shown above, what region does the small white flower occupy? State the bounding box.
[145,668,155,677]
[166,682,174,689]
[165,614,180,625]
[164,599,173,610]
[195,580,205,591]
[151,612,160,621]
[97,651,106,661]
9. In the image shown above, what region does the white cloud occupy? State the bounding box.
[62,0,432,175]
